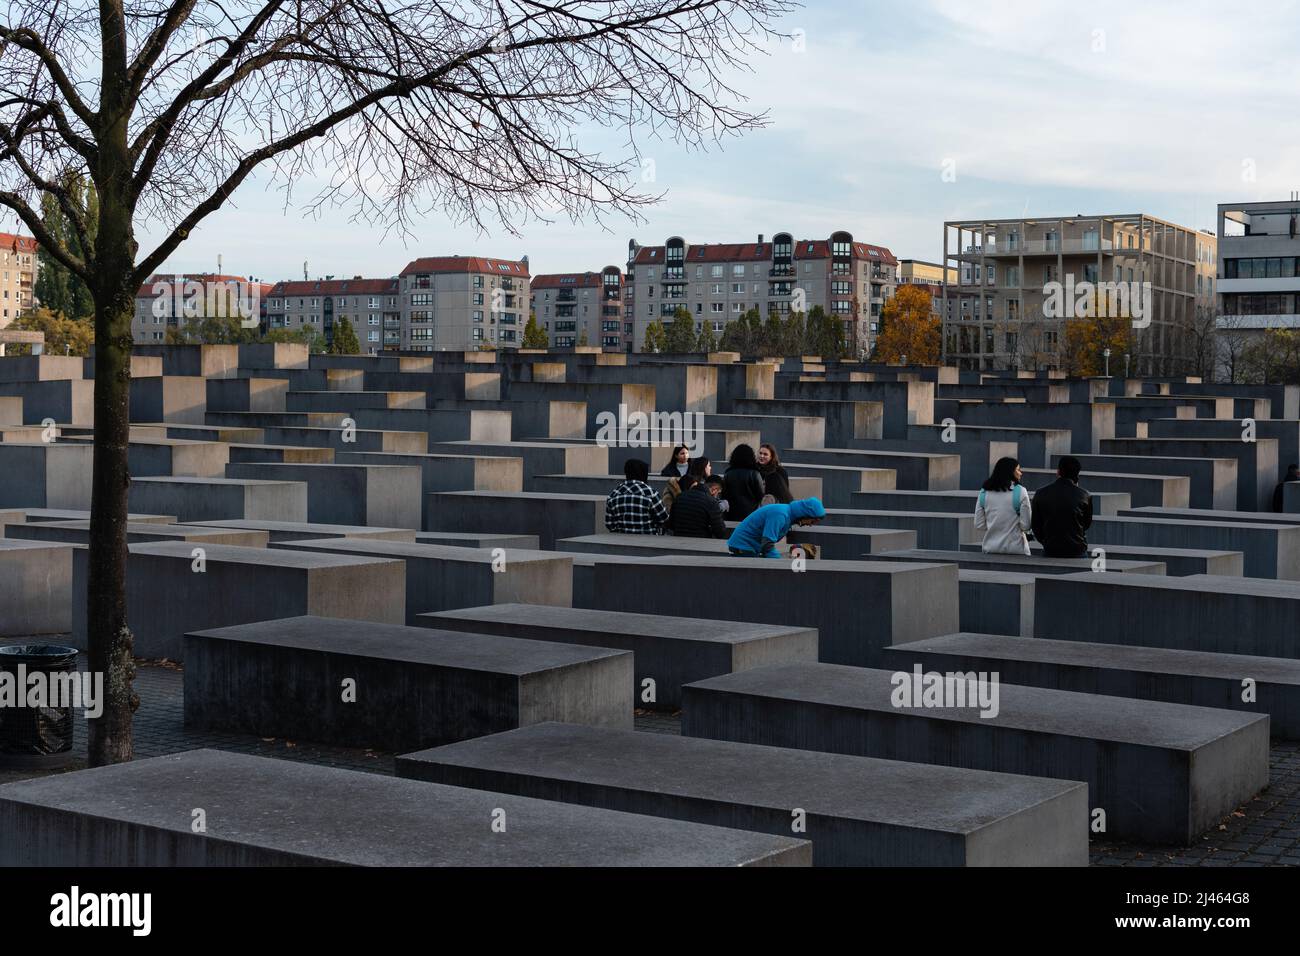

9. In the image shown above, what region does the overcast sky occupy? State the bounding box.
[135,0,1300,281]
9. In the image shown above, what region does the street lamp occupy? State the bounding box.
[1124,352,1131,378]
[1103,347,1111,377]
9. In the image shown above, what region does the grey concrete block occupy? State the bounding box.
[188,519,416,542]
[184,616,629,748]
[70,542,406,659]
[681,661,1269,844]
[1070,454,1237,511]
[785,447,959,491]
[0,379,94,424]
[957,569,1035,636]
[415,532,540,549]
[428,441,608,487]
[225,462,421,529]
[1020,467,1189,509]
[272,539,572,622]
[0,749,809,866]
[129,476,307,523]
[419,604,817,710]
[1101,438,1276,512]
[0,443,93,509]
[397,722,1088,866]
[130,376,207,425]
[427,491,606,549]
[1034,571,1300,657]
[866,548,1165,575]
[1088,515,1300,579]
[5,520,269,547]
[883,633,1300,739]
[590,556,959,667]
[206,377,289,413]
[0,539,73,634]
[127,438,230,478]
[822,508,977,550]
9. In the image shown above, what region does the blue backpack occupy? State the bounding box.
[978,485,1024,513]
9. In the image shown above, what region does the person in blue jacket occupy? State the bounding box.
[727,497,826,559]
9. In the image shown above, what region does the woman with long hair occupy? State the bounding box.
[660,444,691,477]
[974,456,1032,555]
[757,442,793,504]
[722,443,766,522]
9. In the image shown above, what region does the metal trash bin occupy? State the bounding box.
[0,644,79,768]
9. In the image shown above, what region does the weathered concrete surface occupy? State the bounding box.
[1021,467,1189,509]
[397,722,1087,866]
[785,447,959,491]
[184,616,629,748]
[419,604,817,711]
[1069,453,1237,511]
[0,443,93,510]
[956,541,1244,577]
[681,662,1270,844]
[129,476,308,523]
[414,531,540,549]
[127,438,230,478]
[188,519,416,542]
[1034,571,1300,657]
[5,520,269,547]
[272,539,572,622]
[0,749,810,865]
[69,542,406,659]
[427,491,605,548]
[884,632,1300,739]
[590,556,959,667]
[1087,514,1300,579]
[956,569,1035,636]
[821,508,977,550]
[0,539,73,634]
[1101,437,1276,512]
[130,376,207,425]
[865,548,1164,575]
[225,462,421,529]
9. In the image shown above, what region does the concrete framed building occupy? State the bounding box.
[264,277,398,354]
[135,274,274,345]
[942,214,1216,374]
[624,232,897,354]
[1215,199,1300,375]
[530,268,624,350]
[398,256,530,352]
[0,233,38,329]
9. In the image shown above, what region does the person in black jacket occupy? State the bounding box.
[757,443,793,504]
[1031,456,1093,558]
[669,476,728,538]
[722,443,766,522]
[660,445,691,478]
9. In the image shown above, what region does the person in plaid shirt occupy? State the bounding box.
[605,458,669,534]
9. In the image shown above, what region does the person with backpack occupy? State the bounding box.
[974,457,1032,555]
[669,475,728,538]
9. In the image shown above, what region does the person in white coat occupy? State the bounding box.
[974,457,1032,555]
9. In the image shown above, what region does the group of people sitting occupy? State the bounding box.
[604,441,825,559]
[974,454,1093,557]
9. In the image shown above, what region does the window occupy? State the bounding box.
[695,267,703,278]
[732,283,744,294]
[473,276,484,288]
[711,302,724,313]
[368,314,379,325]
[411,293,433,306]
[733,264,744,277]
[711,283,724,295]
[368,331,379,342]
[473,310,483,321]
[711,265,723,278]
[473,328,484,340]
[732,302,744,313]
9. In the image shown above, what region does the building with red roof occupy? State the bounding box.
[396,255,530,351]
[529,267,624,349]
[0,232,39,329]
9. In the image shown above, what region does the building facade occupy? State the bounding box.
[134,274,272,344]
[942,214,1216,373]
[529,268,624,349]
[398,256,529,352]
[0,233,38,328]
[264,277,398,353]
[1216,200,1300,364]
[624,232,897,354]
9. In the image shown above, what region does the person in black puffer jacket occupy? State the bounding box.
[722,443,766,522]
[669,476,728,538]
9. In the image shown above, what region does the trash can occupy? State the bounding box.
[0,644,79,769]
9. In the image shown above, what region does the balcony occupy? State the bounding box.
[769,263,795,278]
[959,238,1115,258]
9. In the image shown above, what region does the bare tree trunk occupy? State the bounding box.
[86,197,139,765]
[87,1,139,765]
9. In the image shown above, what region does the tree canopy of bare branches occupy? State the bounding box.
[0,0,792,764]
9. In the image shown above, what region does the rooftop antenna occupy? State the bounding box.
[217,253,222,276]
[304,260,308,280]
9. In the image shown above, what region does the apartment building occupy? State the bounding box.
[624,232,897,354]
[942,214,1216,374]
[1216,199,1300,361]
[530,268,624,349]
[398,256,529,352]
[0,233,38,328]
[264,277,399,354]
[898,259,955,287]
[134,273,273,344]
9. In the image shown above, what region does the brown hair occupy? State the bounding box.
[759,443,782,469]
